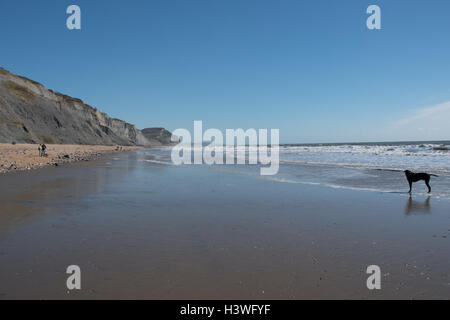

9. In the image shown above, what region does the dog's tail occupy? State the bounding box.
[430,174,439,177]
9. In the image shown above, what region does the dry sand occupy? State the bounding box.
[0,143,141,174]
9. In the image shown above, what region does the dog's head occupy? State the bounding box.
[404,170,412,176]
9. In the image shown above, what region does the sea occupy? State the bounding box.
[141,141,450,201]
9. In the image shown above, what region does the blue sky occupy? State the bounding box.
[1,0,449,143]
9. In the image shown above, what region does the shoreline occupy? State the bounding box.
[0,143,143,174]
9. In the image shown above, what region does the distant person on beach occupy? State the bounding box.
[38,144,43,157]
[42,144,47,157]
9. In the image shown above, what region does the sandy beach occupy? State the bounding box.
[0,149,449,299]
[0,144,141,174]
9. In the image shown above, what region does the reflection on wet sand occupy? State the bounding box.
[0,155,134,234]
[405,196,431,216]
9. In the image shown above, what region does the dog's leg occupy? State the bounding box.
[408,181,412,193]
[425,179,431,193]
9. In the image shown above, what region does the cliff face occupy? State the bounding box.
[0,67,155,146]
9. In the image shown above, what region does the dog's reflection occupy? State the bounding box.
[405,195,431,216]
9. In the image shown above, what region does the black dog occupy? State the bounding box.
[404,170,438,193]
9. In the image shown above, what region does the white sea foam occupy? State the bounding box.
[278,143,450,174]
[144,159,178,166]
[264,176,395,192]
[263,175,450,199]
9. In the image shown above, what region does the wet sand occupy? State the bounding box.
[0,150,449,299]
[0,143,140,174]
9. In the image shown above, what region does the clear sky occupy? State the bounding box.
[1,0,449,143]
